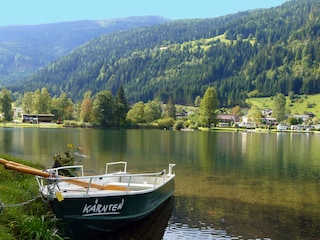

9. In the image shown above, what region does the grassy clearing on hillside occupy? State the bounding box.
[246,94,320,117]
[210,34,231,44]
[209,34,256,46]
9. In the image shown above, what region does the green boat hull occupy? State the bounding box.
[50,177,175,232]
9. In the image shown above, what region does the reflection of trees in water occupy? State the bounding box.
[173,195,320,240]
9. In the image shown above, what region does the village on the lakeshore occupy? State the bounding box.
[7,106,320,133]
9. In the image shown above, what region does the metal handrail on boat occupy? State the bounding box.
[169,164,176,175]
[46,165,84,177]
[0,158,175,195]
[105,161,127,174]
[36,167,174,194]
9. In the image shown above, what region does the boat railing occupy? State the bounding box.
[105,161,127,174]
[36,167,174,194]
[46,165,85,177]
[169,164,176,175]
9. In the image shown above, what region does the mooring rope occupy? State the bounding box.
[0,195,41,213]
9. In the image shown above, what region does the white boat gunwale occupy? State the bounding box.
[36,162,176,199]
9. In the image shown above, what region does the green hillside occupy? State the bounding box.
[0,16,169,85]
[246,94,320,117]
[7,0,320,108]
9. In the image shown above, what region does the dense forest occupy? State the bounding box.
[8,0,320,107]
[0,16,169,85]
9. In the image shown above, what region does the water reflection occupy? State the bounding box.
[61,194,320,240]
[64,197,174,240]
[171,195,320,240]
[1,129,320,239]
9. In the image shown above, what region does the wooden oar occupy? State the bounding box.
[0,158,128,191]
[4,162,50,177]
[0,158,37,169]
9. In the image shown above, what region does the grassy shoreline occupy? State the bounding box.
[0,122,64,129]
[1,122,320,135]
[0,155,63,239]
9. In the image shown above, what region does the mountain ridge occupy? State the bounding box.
[0,16,170,85]
[5,0,320,108]
[10,11,254,101]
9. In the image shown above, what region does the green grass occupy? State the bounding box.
[246,94,320,118]
[0,122,64,128]
[0,155,64,239]
[210,34,256,46]
[209,34,232,44]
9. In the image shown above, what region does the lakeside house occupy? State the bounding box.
[290,125,304,131]
[13,107,23,118]
[277,124,288,131]
[22,114,55,123]
[291,114,310,122]
[216,114,239,126]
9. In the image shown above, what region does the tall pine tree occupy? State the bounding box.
[199,87,219,127]
[0,88,13,122]
[114,85,129,127]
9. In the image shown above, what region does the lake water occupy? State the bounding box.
[1,128,320,239]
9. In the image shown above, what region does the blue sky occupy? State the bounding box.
[1,0,288,26]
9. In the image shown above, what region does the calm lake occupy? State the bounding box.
[1,127,320,239]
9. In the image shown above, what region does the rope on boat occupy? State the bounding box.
[0,194,41,213]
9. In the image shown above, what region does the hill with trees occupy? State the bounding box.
[7,0,320,109]
[0,16,169,85]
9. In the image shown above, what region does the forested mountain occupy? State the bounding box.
[11,0,320,107]
[0,16,169,85]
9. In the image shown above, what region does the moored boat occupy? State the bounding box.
[35,161,176,232]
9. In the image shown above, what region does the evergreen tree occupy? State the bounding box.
[114,85,129,127]
[164,97,176,119]
[199,87,219,127]
[273,93,286,122]
[80,91,92,122]
[0,88,13,122]
[194,96,201,107]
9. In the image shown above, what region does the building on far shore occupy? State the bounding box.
[22,114,55,124]
[216,114,239,124]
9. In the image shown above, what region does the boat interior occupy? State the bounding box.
[36,162,175,196]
